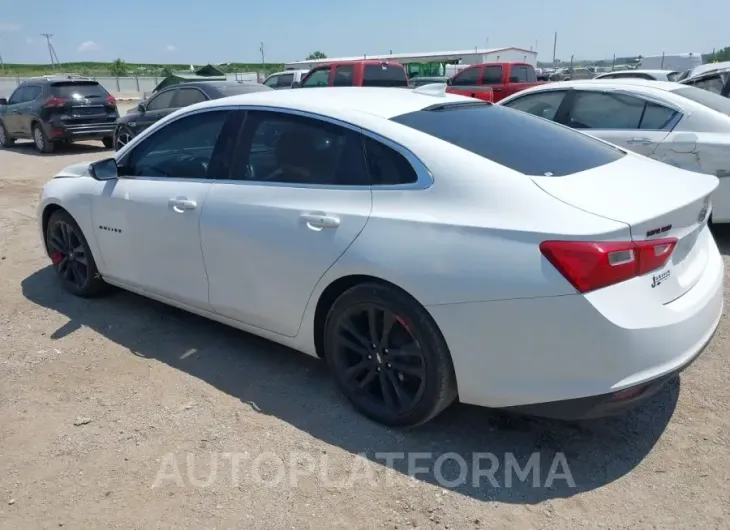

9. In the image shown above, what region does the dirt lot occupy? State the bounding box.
[1,110,729,529]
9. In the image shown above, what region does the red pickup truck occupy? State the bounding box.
[296,60,409,88]
[446,62,544,103]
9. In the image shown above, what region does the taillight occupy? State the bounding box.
[540,238,677,293]
[43,97,65,108]
[106,95,116,105]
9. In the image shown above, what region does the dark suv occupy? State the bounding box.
[0,76,118,153]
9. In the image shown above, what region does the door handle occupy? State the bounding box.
[168,198,197,213]
[300,213,340,229]
[626,137,653,145]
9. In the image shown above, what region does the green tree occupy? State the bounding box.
[109,58,128,77]
[306,51,327,60]
[161,65,174,77]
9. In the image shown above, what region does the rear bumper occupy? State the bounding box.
[426,231,724,416]
[44,120,116,141]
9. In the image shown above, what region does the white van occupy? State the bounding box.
[637,53,703,72]
[262,69,309,89]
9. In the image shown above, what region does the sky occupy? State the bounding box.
[0,0,728,65]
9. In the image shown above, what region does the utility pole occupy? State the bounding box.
[0,33,4,72]
[552,31,557,64]
[41,33,60,69]
[259,42,266,79]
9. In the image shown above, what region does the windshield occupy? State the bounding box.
[391,103,625,177]
[673,86,730,115]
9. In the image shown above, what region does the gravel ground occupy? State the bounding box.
[1,110,729,529]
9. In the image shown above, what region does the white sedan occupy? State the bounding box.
[499,79,730,223]
[37,87,723,426]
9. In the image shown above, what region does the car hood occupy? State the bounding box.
[55,162,92,179]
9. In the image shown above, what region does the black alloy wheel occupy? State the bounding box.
[114,126,134,151]
[325,283,457,427]
[46,210,107,297]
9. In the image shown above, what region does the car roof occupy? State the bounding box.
[529,78,686,93]
[598,69,676,76]
[191,86,471,120]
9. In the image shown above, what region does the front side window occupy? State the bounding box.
[263,75,279,88]
[235,110,369,186]
[502,90,567,121]
[391,103,625,177]
[301,67,331,87]
[146,89,176,111]
[451,67,480,86]
[276,73,294,87]
[509,66,530,83]
[690,74,725,94]
[122,110,230,179]
[172,88,207,108]
[568,91,646,129]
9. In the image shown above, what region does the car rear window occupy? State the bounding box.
[363,64,408,87]
[51,81,110,99]
[673,86,730,115]
[391,103,625,176]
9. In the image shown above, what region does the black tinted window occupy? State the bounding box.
[482,65,503,84]
[363,64,408,87]
[50,81,109,99]
[673,86,730,115]
[146,90,175,111]
[640,102,679,129]
[215,83,271,95]
[452,67,480,86]
[8,87,26,104]
[364,137,417,185]
[236,111,369,185]
[125,110,230,178]
[333,65,354,86]
[391,103,624,177]
[510,66,530,83]
[568,91,645,129]
[173,88,207,108]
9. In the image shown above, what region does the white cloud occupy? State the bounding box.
[0,23,21,32]
[78,40,100,52]
[164,44,176,53]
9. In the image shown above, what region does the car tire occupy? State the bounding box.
[32,123,54,154]
[45,209,109,298]
[0,120,15,148]
[114,126,134,151]
[102,136,113,149]
[323,282,458,427]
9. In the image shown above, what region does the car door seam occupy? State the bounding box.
[293,189,374,336]
[197,182,216,305]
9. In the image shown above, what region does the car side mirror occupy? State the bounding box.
[0,98,7,105]
[446,78,453,86]
[291,81,301,88]
[137,102,146,113]
[88,158,119,181]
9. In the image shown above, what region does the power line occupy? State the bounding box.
[40,33,60,68]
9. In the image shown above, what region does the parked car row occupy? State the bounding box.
[37,85,723,427]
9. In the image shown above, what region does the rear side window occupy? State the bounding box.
[172,88,207,108]
[50,81,109,99]
[451,67,480,86]
[482,65,503,84]
[363,64,408,87]
[391,103,625,177]
[363,137,417,185]
[673,86,730,115]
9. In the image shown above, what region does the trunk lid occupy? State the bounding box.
[532,153,718,302]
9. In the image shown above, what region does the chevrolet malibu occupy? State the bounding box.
[37,87,724,426]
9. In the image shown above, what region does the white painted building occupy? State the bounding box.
[284,47,538,74]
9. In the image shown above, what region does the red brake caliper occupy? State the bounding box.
[50,251,64,265]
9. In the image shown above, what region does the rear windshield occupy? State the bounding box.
[673,86,730,115]
[363,64,408,87]
[391,103,625,176]
[51,81,109,99]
